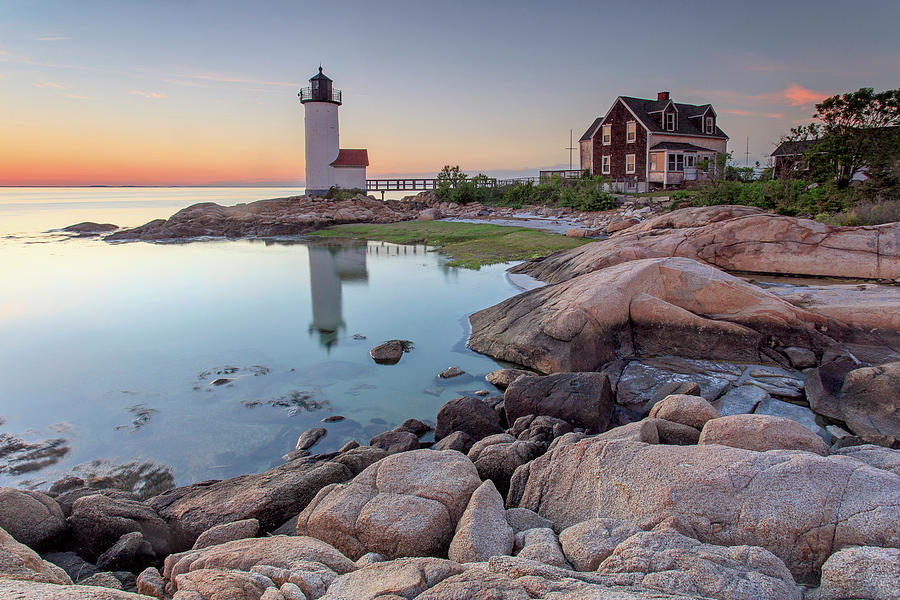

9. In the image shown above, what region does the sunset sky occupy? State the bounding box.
[1,0,898,186]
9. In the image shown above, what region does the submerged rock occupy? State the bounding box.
[295,427,327,451]
[368,340,413,365]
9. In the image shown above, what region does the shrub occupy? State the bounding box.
[324,186,366,200]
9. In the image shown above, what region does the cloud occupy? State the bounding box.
[63,93,88,99]
[35,35,70,41]
[779,84,828,107]
[722,109,785,119]
[34,81,65,89]
[690,84,829,109]
[130,90,167,99]
[165,70,296,88]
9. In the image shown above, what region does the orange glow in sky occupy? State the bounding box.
[1,1,897,185]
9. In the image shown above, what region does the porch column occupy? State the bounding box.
[663,152,668,189]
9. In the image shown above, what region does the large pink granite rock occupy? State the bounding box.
[469,257,831,373]
[513,206,900,283]
[509,437,900,582]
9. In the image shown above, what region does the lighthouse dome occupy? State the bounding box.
[300,66,341,104]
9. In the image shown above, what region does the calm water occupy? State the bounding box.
[0,188,518,491]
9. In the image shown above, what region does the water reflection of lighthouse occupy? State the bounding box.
[307,243,368,348]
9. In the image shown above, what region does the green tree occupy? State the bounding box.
[785,87,900,188]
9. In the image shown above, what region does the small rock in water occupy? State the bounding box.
[369,339,414,365]
[439,366,465,379]
[322,415,345,423]
[296,427,327,451]
[352,333,367,340]
[211,378,232,386]
[282,449,311,462]
[475,390,490,396]
[339,440,360,452]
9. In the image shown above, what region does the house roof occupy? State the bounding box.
[614,96,729,139]
[580,117,602,142]
[650,142,717,152]
[771,139,819,157]
[331,149,369,167]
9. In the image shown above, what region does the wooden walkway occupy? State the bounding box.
[365,169,585,197]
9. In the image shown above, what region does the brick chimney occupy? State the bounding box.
[657,91,670,102]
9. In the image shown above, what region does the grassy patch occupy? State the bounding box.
[310,221,590,269]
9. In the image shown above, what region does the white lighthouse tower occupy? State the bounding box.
[300,67,368,197]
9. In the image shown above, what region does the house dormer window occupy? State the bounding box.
[665,112,676,131]
[602,125,611,145]
[705,116,714,134]
[626,121,636,143]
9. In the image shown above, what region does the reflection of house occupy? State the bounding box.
[307,244,368,348]
[579,92,729,190]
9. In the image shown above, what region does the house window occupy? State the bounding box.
[601,155,611,174]
[685,154,696,168]
[667,153,684,171]
[602,125,611,145]
[650,153,658,171]
[665,112,675,131]
[626,121,636,143]
[705,116,714,134]
[625,154,636,174]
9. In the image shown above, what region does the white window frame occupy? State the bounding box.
[602,124,611,145]
[626,121,636,143]
[665,112,676,131]
[667,153,684,172]
[625,153,636,174]
[685,154,696,168]
[601,155,611,174]
[705,116,714,134]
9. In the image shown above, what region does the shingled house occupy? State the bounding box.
[580,92,728,190]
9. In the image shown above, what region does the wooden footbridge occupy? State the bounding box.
[365,169,583,199]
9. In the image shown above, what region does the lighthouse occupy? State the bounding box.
[299,67,368,197]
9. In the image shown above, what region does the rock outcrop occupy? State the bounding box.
[0,526,71,585]
[812,545,900,600]
[510,437,900,582]
[67,495,172,562]
[105,196,417,241]
[0,488,66,551]
[597,526,801,600]
[448,480,514,563]
[296,449,481,560]
[470,257,832,373]
[503,372,614,432]
[148,451,376,549]
[511,206,900,283]
[698,414,829,455]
